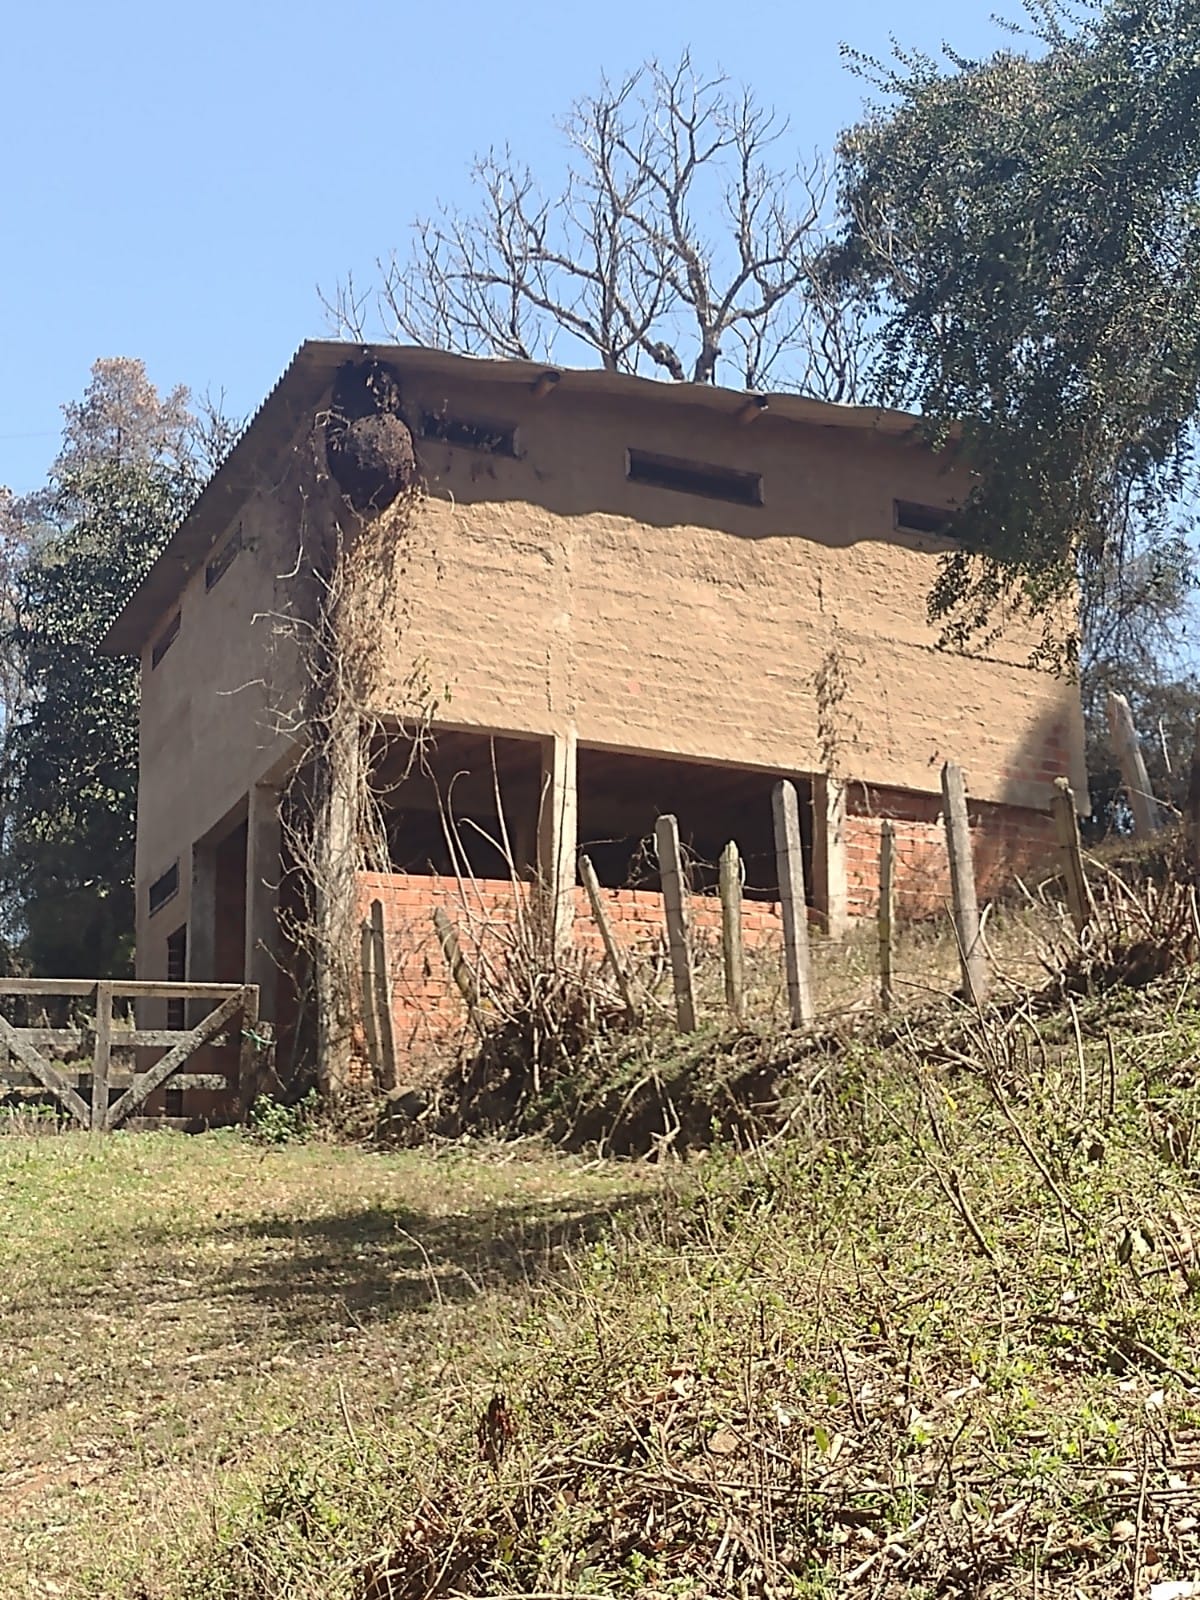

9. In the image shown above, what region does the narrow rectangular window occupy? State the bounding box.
[151,612,181,668]
[206,526,242,590]
[149,862,179,916]
[895,499,952,536]
[626,448,763,507]
[420,410,517,456]
[166,924,187,1030]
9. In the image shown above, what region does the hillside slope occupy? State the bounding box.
[181,970,1200,1600]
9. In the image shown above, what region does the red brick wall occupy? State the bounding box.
[358,792,1059,1080]
[844,786,1057,917]
[357,872,786,1077]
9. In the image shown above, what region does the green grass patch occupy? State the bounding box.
[5,966,1200,1598]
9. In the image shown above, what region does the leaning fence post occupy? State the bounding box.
[1107,690,1160,837]
[433,908,486,1037]
[655,814,697,1032]
[719,841,745,1025]
[940,763,989,1006]
[878,821,896,1014]
[91,982,112,1133]
[772,780,814,1026]
[1051,779,1091,935]
[579,855,638,1022]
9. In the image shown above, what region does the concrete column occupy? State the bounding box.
[245,784,283,1024]
[537,728,578,948]
[185,841,216,983]
[811,774,850,940]
[185,839,216,1027]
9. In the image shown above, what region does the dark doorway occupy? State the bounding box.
[576,747,813,901]
[372,730,544,880]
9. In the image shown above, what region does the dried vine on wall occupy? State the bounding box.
[270,359,436,1094]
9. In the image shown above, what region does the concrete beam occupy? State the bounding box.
[185,843,215,984]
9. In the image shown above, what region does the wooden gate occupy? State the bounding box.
[0,980,260,1131]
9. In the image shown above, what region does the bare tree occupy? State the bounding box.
[57,357,195,475]
[326,54,869,400]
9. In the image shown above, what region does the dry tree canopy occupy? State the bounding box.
[325,53,869,401]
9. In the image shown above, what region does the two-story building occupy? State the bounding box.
[100,341,1087,1084]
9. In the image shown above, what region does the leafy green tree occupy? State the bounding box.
[0,359,227,976]
[3,463,192,974]
[830,0,1200,658]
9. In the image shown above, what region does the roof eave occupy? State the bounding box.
[98,340,927,657]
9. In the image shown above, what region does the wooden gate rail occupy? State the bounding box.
[0,980,259,1131]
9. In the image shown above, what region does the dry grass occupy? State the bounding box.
[691,898,1056,1023]
[0,1132,659,1598]
[418,898,1067,1156]
[7,871,1200,1598]
[183,968,1200,1600]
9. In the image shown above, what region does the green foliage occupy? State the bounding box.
[1084,662,1200,832]
[1,461,192,975]
[247,1090,320,1145]
[0,357,230,977]
[831,0,1200,654]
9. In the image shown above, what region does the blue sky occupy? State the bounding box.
[1,0,1014,494]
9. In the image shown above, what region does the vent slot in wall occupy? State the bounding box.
[895,500,952,536]
[421,411,517,457]
[149,862,180,916]
[151,612,181,668]
[627,448,763,507]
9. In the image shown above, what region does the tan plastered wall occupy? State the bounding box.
[132,364,1088,983]
[134,485,304,981]
[362,375,1087,809]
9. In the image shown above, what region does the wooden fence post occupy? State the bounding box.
[91,982,112,1133]
[772,780,814,1026]
[579,855,638,1022]
[1107,690,1160,837]
[433,908,487,1037]
[1051,779,1090,934]
[719,841,745,1025]
[655,815,697,1032]
[940,763,989,1006]
[878,821,896,1014]
[236,985,261,1119]
[368,899,398,1090]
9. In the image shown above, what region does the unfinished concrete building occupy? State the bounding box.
[100,341,1087,1084]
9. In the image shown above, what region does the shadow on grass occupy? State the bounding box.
[201,1188,652,1335]
[10,1184,656,1364]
